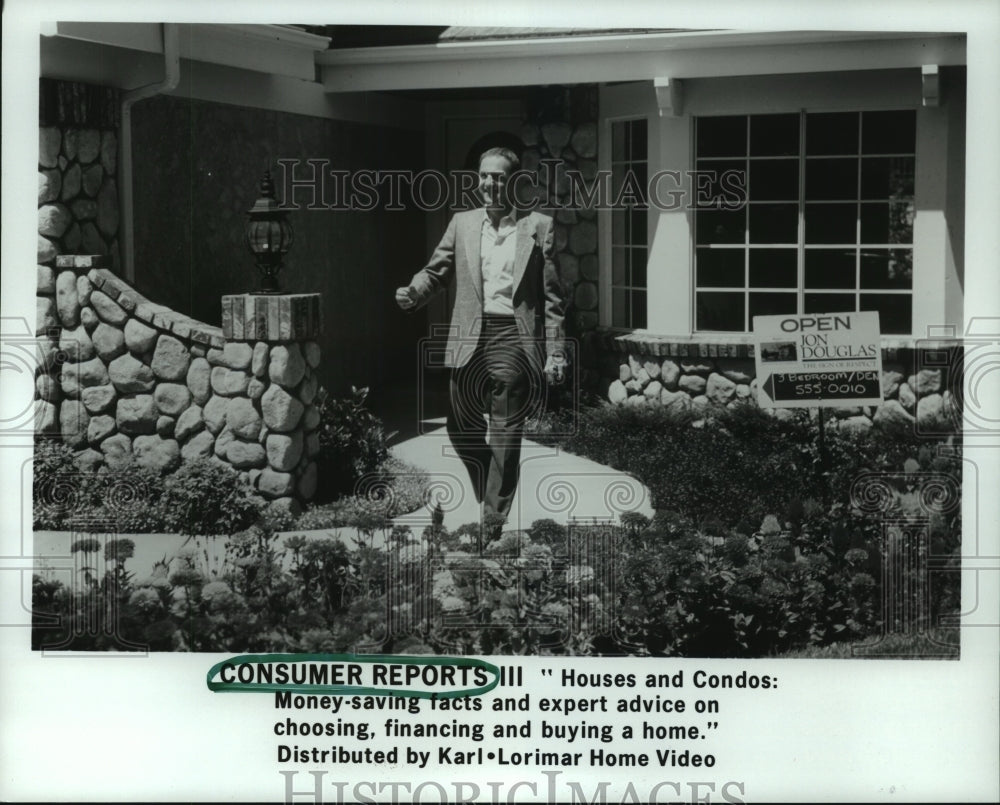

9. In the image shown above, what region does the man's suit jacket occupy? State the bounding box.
[408,209,566,372]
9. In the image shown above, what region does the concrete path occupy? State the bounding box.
[389,417,654,533]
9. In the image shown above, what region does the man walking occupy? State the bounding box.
[396,147,567,535]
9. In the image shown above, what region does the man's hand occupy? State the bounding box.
[395,286,419,311]
[544,353,567,385]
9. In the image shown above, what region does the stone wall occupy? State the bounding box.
[38,79,121,270]
[518,86,600,371]
[35,256,322,513]
[592,332,962,433]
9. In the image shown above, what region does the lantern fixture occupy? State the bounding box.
[245,169,294,294]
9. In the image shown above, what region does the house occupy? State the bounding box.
[34,24,968,492]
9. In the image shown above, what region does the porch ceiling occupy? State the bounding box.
[316,29,966,93]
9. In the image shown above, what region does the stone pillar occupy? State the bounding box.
[221,293,323,516]
[38,77,122,271]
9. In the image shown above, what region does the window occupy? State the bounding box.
[694,110,915,334]
[610,119,648,328]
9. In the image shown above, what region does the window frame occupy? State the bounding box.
[692,108,917,336]
[608,116,650,329]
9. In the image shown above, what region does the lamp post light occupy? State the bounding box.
[245,169,294,294]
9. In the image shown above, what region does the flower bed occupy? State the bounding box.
[32,396,960,657]
[33,500,959,657]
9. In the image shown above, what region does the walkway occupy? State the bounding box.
[389,417,654,533]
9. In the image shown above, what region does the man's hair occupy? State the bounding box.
[478,147,520,172]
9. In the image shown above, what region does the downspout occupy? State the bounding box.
[120,23,180,283]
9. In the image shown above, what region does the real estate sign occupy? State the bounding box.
[753,311,883,408]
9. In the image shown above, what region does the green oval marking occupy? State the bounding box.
[206,653,500,699]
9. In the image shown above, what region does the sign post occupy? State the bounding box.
[753,311,883,505]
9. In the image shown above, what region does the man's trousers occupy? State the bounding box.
[445,314,540,521]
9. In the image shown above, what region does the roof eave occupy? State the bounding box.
[317,29,967,93]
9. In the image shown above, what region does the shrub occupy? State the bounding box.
[298,458,429,530]
[160,458,262,536]
[104,538,135,564]
[90,464,169,532]
[256,503,298,535]
[550,400,960,529]
[33,440,88,529]
[375,457,432,516]
[34,440,171,532]
[616,508,890,657]
[526,518,568,547]
[314,386,392,503]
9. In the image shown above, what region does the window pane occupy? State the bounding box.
[861,110,916,154]
[697,248,744,287]
[611,169,625,207]
[806,158,858,200]
[805,203,857,244]
[611,122,627,162]
[750,292,797,320]
[612,247,626,285]
[804,292,856,315]
[889,202,915,244]
[611,209,625,243]
[806,112,859,155]
[805,248,856,289]
[697,291,744,331]
[860,201,914,244]
[631,247,648,288]
[697,208,745,244]
[859,203,889,243]
[861,157,915,199]
[630,120,648,160]
[749,159,799,201]
[612,168,647,207]
[750,113,799,156]
[630,208,647,246]
[694,160,746,207]
[749,249,797,287]
[860,249,913,289]
[630,290,647,328]
[749,203,797,243]
[631,161,648,196]
[697,116,747,158]
[861,293,911,334]
[612,287,626,326]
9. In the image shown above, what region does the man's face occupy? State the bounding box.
[478,155,515,212]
